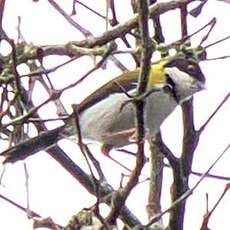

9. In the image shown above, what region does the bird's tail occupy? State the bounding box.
[1,118,77,164]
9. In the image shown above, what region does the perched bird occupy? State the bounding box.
[75,56,206,154]
[2,56,206,163]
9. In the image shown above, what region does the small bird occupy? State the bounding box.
[2,56,206,163]
[75,56,206,155]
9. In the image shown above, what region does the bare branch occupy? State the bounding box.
[146,143,230,227]
[0,193,40,218]
[74,0,105,20]
[48,0,92,37]
[200,183,230,229]
[106,0,154,224]
[46,145,142,228]
[71,0,196,48]
[0,0,10,41]
[198,92,230,133]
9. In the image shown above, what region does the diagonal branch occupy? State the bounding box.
[71,0,196,48]
[48,0,92,37]
[198,92,230,133]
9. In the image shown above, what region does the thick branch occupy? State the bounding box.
[0,0,195,66]
[147,140,164,220]
[169,99,200,229]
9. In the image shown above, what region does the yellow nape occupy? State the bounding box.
[147,61,166,89]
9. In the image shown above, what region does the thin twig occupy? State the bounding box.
[61,42,116,92]
[23,163,31,218]
[205,55,230,61]
[0,193,40,218]
[10,40,23,106]
[74,0,105,20]
[163,163,230,182]
[20,56,77,77]
[48,0,92,37]
[108,0,119,26]
[27,116,70,123]
[204,35,230,50]
[198,92,230,133]
[199,18,217,46]
[72,105,98,180]
[71,0,196,48]
[0,91,61,131]
[200,183,230,229]
[0,0,10,42]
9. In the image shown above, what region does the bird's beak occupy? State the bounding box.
[198,81,207,91]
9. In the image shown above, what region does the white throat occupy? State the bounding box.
[165,67,203,103]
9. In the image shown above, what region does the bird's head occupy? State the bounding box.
[163,57,206,103]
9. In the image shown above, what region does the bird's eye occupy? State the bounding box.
[188,64,196,71]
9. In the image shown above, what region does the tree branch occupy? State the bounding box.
[146,143,230,227]
[70,0,196,48]
[106,0,154,225]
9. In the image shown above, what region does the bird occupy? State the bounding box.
[75,56,206,155]
[1,56,206,163]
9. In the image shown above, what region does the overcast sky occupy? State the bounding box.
[0,1,230,229]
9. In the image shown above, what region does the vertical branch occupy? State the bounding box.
[0,0,6,30]
[105,0,109,31]
[106,0,154,225]
[147,137,164,220]
[168,4,200,229]
[108,0,118,26]
[147,0,165,222]
[169,100,198,229]
[23,163,31,218]
[180,2,188,37]
[0,0,10,41]
[181,99,200,175]
[149,0,165,43]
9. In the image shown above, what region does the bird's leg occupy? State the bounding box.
[100,127,148,171]
[101,144,132,172]
[117,129,151,163]
[101,144,113,156]
[102,128,136,139]
[144,129,152,143]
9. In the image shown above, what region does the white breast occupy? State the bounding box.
[79,90,177,148]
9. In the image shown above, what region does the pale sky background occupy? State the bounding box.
[0,0,230,229]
